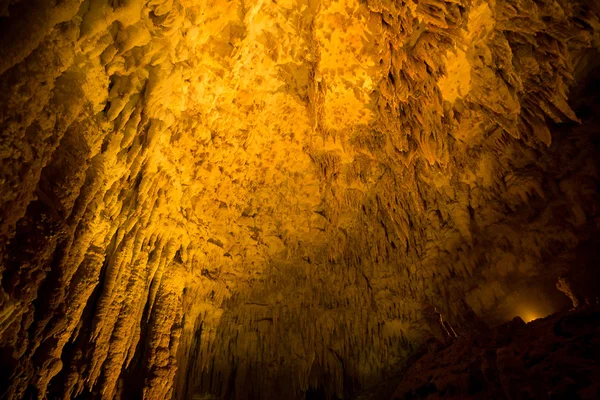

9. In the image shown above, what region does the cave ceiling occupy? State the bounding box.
[0,0,599,399]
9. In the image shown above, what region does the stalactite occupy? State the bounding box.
[1,0,599,399]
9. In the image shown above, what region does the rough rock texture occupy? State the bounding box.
[0,0,599,399]
[384,306,600,400]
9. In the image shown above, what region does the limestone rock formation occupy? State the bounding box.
[386,306,600,400]
[0,0,599,399]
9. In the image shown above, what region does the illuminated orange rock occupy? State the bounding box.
[0,0,599,399]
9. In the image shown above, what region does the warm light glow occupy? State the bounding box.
[502,292,554,324]
[520,308,543,323]
[515,301,553,323]
[1,0,598,398]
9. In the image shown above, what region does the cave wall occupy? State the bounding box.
[0,0,599,399]
[386,306,600,400]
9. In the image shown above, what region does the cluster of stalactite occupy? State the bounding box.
[0,0,599,399]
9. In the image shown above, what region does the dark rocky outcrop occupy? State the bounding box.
[388,306,600,400]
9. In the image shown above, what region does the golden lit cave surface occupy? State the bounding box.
[0,0,598,399]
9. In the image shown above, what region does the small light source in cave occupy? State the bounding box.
[520,307,543,323]
[504,291,554,323]
[515,301,554,323]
